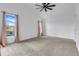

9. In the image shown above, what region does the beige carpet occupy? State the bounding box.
[1,36,79,56]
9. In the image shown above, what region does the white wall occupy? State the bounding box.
[75,4,79,51]
[39,3,75,39]
[0,3,40,41]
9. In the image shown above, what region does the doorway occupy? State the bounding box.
[1,12,19,46]
[38,20,44,37]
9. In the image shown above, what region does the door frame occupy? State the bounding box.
[1,11,19,47]
[37,20,44,38]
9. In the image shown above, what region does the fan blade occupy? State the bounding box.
[35,4,42,7]
[42,3,46,6]
[47,7,53,10]
[46,3,50,6]
[47,4,56,7]
[45,8,47,12]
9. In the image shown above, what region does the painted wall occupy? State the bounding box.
[39,3,75,39]
[75,4,79,51]
[0,3,40,41]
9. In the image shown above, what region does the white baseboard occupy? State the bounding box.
[20,34,37,41]
[46,34,75,40]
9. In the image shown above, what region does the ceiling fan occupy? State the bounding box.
[35,3,56,12]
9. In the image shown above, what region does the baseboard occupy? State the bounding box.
[46,35,75,40]
[18,36,38,43]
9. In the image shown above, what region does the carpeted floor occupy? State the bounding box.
[1,36,79,56]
